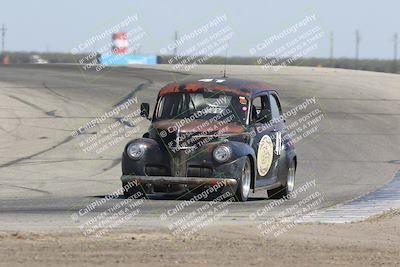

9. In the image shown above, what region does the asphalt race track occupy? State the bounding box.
[0,64,399,231]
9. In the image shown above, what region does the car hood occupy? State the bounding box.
[152,119,245,134]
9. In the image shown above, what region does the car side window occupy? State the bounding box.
[269,94,282,120]
[251,95,271,123]
[253,97,262,115]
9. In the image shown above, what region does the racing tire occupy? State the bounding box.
[234,157,252,202]
[267,159,296,199]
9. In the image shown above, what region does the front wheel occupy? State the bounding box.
[267,160,296,199]
[234,157,252,202]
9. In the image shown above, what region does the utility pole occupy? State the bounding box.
[1,24,7,54]
[355,30,361,69]
[329,31,334,67]
[393,33,398,73]
[173,31,178,55]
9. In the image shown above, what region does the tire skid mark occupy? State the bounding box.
[0,136,73,168]
[112,82,151,129]
[42,82,71,102]
[100,158,122,175]
[0,107,25,142]
[113,82,149,108]
[300,159,400,163]
[7,95,62,118]
[4,158,120,167]
[106,65,190,79]
[0,183,51,195]
[18,124,74,132]
[0,116,131,119]
[0,125,25,140]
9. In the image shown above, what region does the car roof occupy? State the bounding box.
[159,77,275,97]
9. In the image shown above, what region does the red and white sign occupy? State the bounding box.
[112,32,128,54]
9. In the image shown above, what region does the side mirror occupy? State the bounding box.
[140,103,150,120]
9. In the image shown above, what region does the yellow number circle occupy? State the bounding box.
[257,135,273,176]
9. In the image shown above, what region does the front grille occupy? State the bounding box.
[161,129,218,152]
[159,131,177,152]
[187,166,213,177]
[183,134,216,149]
[145,165,170,176]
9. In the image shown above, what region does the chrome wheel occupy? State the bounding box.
[233,157,252,202]
[242,159,251,198]
[287,161,295,193]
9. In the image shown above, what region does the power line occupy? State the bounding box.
[393,33,398,73]
[173,31,178,55]
[223,40,230,78]
[355,30,361,69]
[329,31,334,67]
[1,24,7,54]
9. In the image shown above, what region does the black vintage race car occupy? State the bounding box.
[121,77,297,201]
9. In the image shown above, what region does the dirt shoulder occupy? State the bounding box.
[0,211,399,267]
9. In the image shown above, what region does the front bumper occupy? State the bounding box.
[121,175,237,187]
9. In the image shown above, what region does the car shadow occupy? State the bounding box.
[90,194,268,202]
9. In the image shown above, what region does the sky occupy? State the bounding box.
[1,0,399,59]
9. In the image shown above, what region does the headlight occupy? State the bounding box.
[213,145,231,163]
[127,143,144,160]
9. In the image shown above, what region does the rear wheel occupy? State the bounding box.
[267,160,296,199]
[234,157,252,202]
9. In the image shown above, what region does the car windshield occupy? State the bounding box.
[155,92,248,123]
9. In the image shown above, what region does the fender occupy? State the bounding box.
[277,138,297,186]
[219,141,257,189]
[122,138,169,175]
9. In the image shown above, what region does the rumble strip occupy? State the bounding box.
[295,170,400,223]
